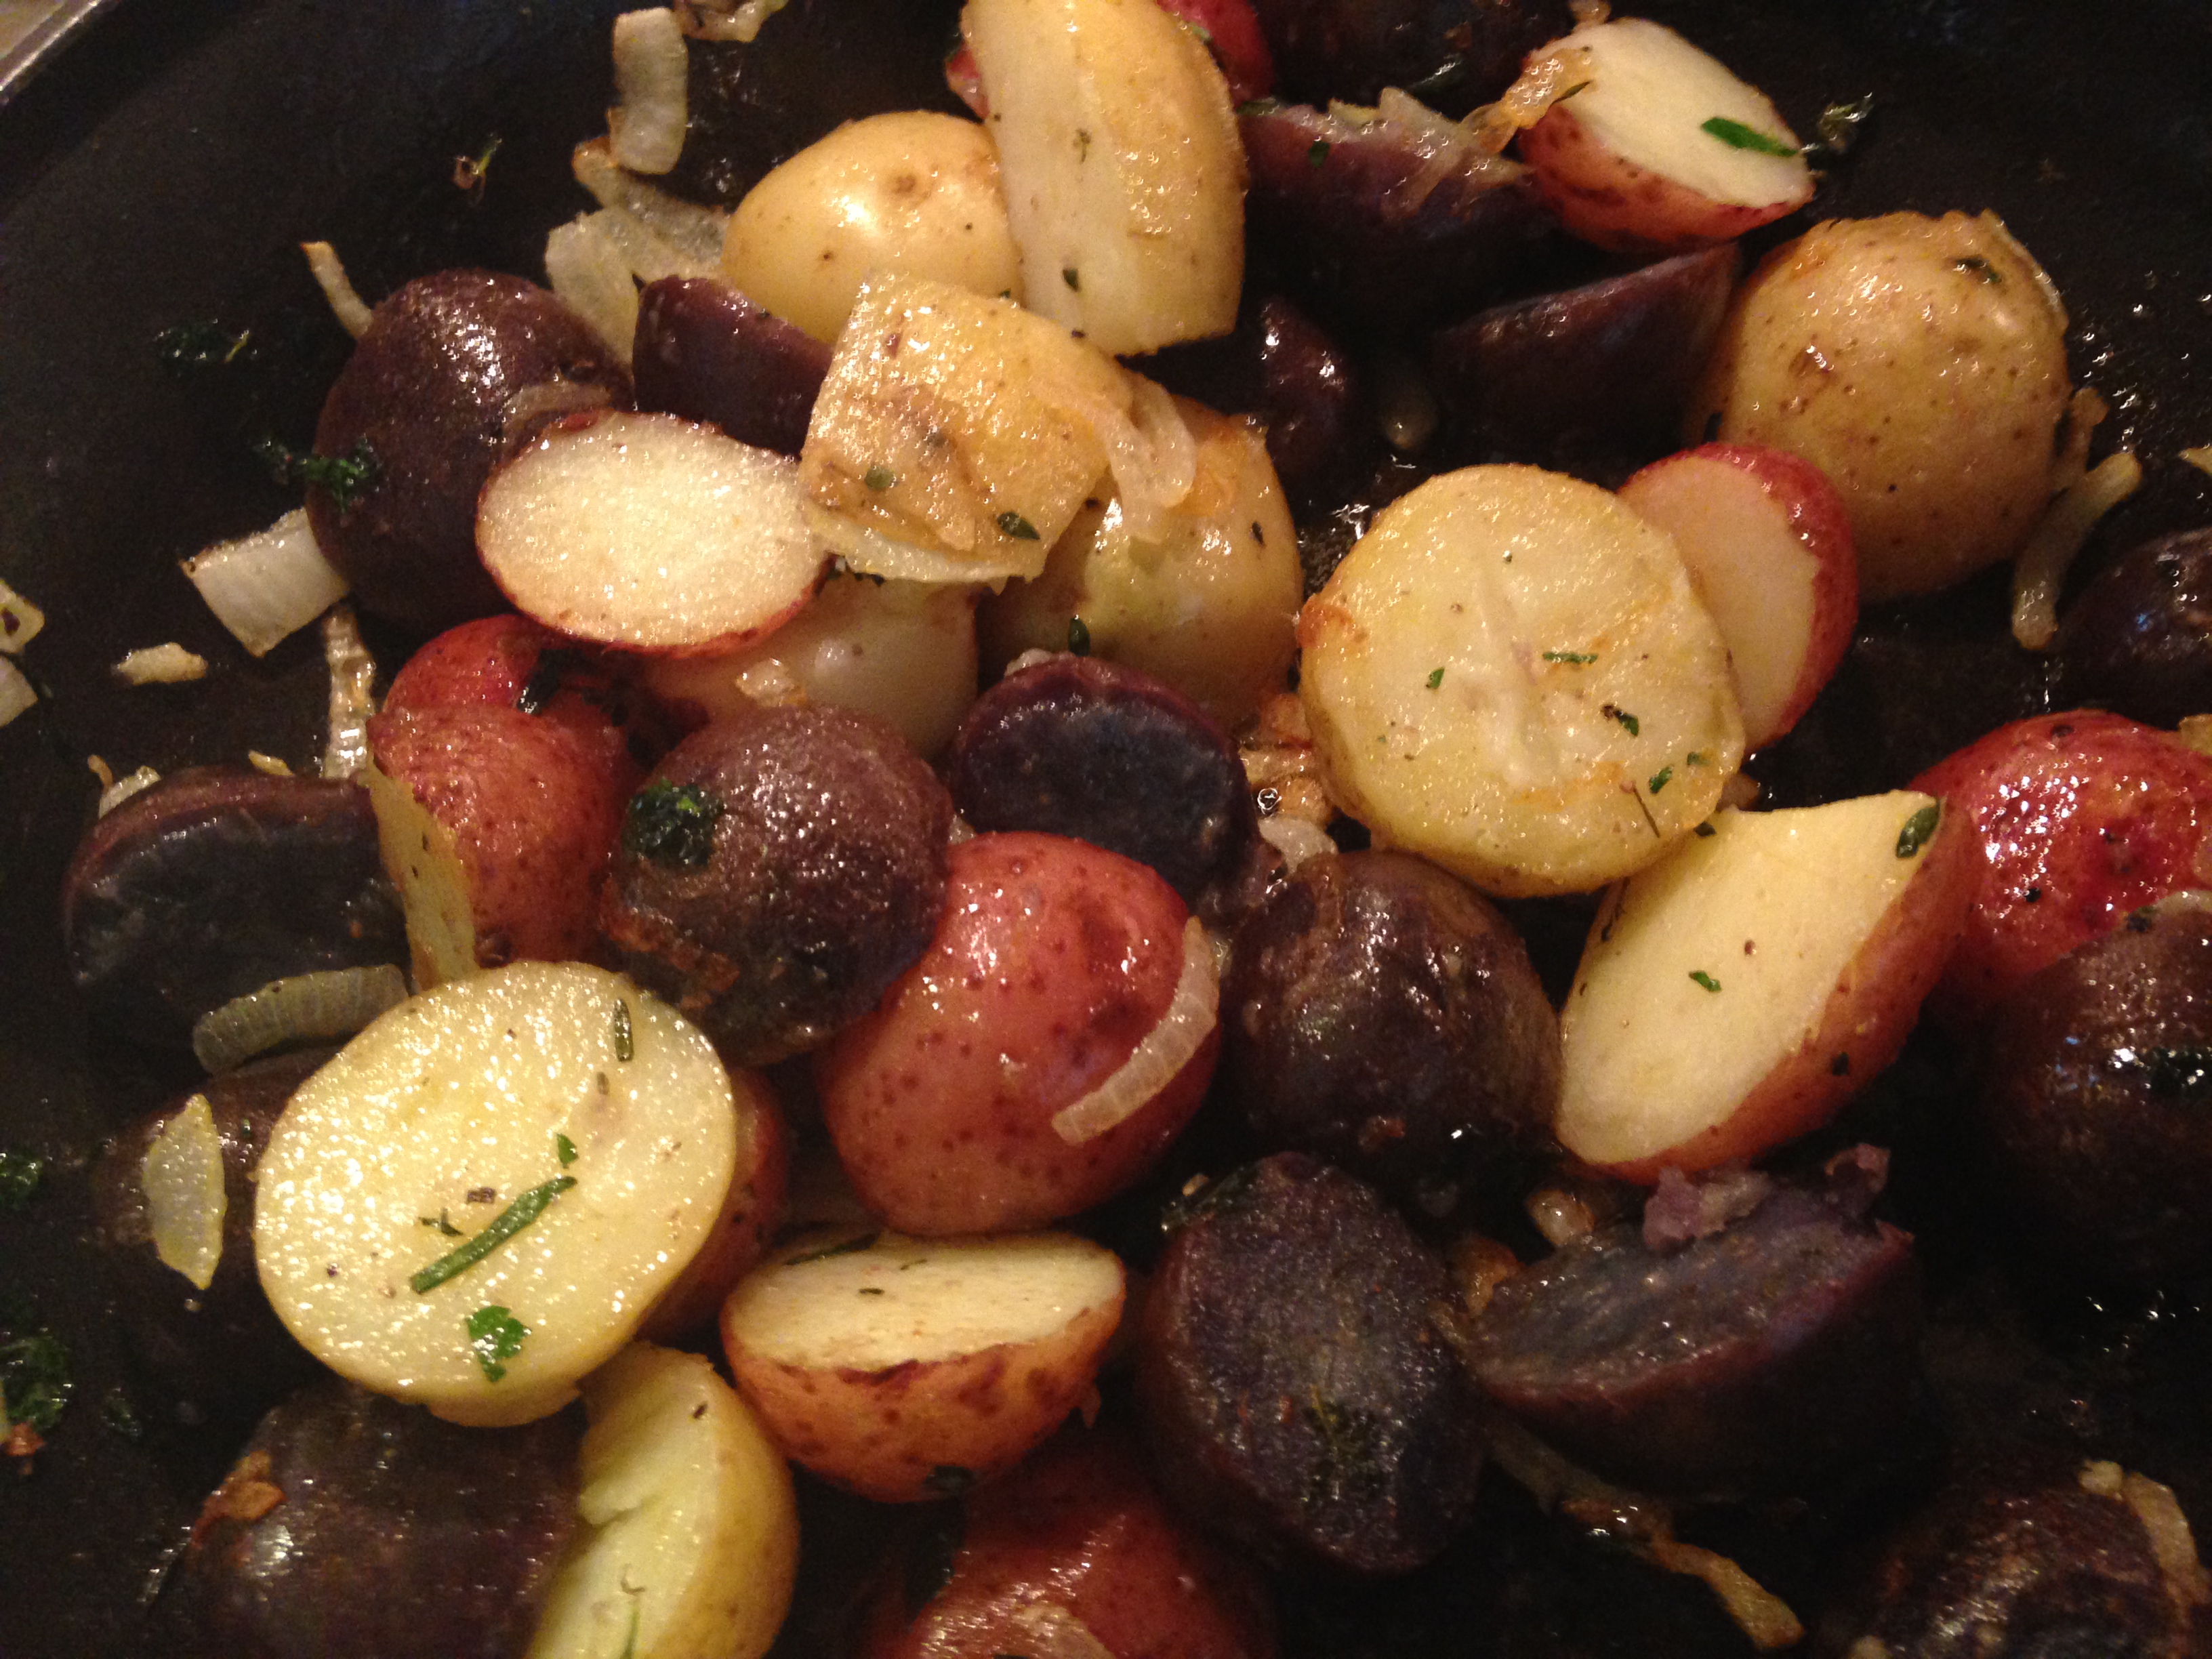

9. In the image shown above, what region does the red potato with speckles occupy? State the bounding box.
[382,614,661,775]
[638,1069,790,1340]
[815,832,1219,1236]
[1910,711,2212,1025]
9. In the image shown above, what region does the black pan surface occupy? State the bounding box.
[1,3,2209,1656]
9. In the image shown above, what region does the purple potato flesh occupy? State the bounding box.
[632,276,830,457]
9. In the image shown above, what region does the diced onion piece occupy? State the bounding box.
[248,752,294,777]
[0,653,35,729]
[674,0,787,41]
[1641,1538,1805,1652]
[181,508,351,658]
[2123,1469,2212,1610]
[1524,1183,1597,1248]
[321,603,376,781]
[545,214,642,366]
[1256,813,1335,872]
[1050,918,1218,1145]
[301,240,374,339]
[112,642,209,684]
[610,9,689,174]
[96,764,161,817]
[190,964,410,1075]
[573,138,731,272]
[142,1094,228,1292]
[0,577,43,655]
[2182,447,2212,480]
[1469,45,1598,152]
[2011,449,2145,650]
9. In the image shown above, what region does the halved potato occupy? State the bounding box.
[638,1070,788,1341]
[255,962,739,1425]
[527,1343,798,1659]
[1557,791,1979,1179]
[720,1229,1124,1501]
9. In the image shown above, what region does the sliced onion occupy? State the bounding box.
[142,1093,227,1292]
[674,0,788,41]
[1051,918,1219,1145]
[572,138,731,272]
[0,653,35,730]
[320,603,376,781]
[609,8,689,174]
[2011,449,2144,650]
[1257,813,1335,872]
[1469,44,1599,153]
[248,752,294,777]
[0,576,44,654]
[190,964,409,1074]
[112,642,208,685]
[96,764,161,817]
[1067,376,1197,544]
[181,507,350,658]
[2182,447,2212,480]
[301,239,374,339]
[1373,86,1525,207]
[544,213,643,365]
[1641,1538,1805,1652]
[2121,1469,2212,1611]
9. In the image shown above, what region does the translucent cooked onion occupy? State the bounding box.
[190,964,409,1074]
[96,764,161,817]
[609,8,689,175]
[1468,45,1598,153]
[1050,918,1218,1145]
[544,215,642,365]
[572,138,731,271]
[0,654,36,729]
[674,0,788,41]
[2182,447,2212,480]
[301,239,373,338]
[320,603,375,781]
[2121,1469,2212,1611]
[142,1094,226,1292]
[112,642,208,684]
[2011,449,2144,650]
[0,575,44,654]
[181,507,350,658]
[1077,377,1198,544]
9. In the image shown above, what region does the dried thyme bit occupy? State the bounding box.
[453,133,502,196]
[466,1305,529,1382]
[784,1231,881,1267]
[555,1134,578,1168]
[1689,970,1722,993]
[1699,116,1801,158]
[997,510,1040,541]
[1066,615,1092,656]
[0,1149,43,1214]
[0,1327,72,1437]
[410,1175,577,1294]
[418,1209,464,1237]
[922,1464,976,1498]
[1648,766,1674,794]
[253,435,382,512]
[1061,266,1081,291]
[1426,666,1445,690]
[1601,703,1640,738]
[1542,649,1598,665]
[621,780,725,868]
[1894,802,1941,859]
[862,464,897,491]
[1307,138,1331,167]
[612,999,635,1063]
[1814,94,1875,157]
[1953,255,2001,285]
[156,319,253,377]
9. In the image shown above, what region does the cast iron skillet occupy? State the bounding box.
[1,3,2209,1656]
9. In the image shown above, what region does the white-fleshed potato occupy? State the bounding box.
[720,1229,1125,1502]
[255,963,739,1426]
[1687,211,2072,601]
[721,111,1023,344]
[1557,792,1980,1181]
[1298,465,1744,898]
[965,0,1244,356]
[980,399,1299,727]
[527,1343,798,1659]
[638,1069,788,1341]
[800,274,1134,583]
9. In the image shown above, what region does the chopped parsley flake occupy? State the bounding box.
[1307,139,1330,167]
[1426,667,1445,690]
[622,781,724,868]
[1687,751,1708,766]
[0,1326,71,1437]
[613,1000,634,1063]
[1542,650,1597,665]
[255,435,381,512]
[997,511,1040,541]
[411,1175,577,1294]
[1700,116,1800,157]
[1895,803,1941,859]
[1689,970,1722,993]
[1603,703,1641,737]
[1649,766,1674,794]
[863,464,897,491]
[556,1134,578,1167]
[466,1305,529,1382]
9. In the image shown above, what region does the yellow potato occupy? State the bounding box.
[980,399,1299,727]
[1687,211,2071,601]
[722,112,1022,344]
[720,1229,1124,1502]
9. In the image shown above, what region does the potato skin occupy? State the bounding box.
[857,1426,1276,1659]
[602,704,954,1066]
[632,276,831,458]
[91,1051,327,1418]
[1687,212,2070,602]
[638,1069,789,1340]
[1978,910,2212,1284]
[171,1378,581,1659]
[310,270,632,635]
[2055,529,2212,729]
[1223,851,1559,1214]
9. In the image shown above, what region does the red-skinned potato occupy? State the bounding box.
[815,832,1218,1236]
[1910,711,2212,1025]
[638,1069,789,1340]
[1557,791,1978,1181]
[1618,443,1859,750]
[365,704,629,968]
[856,1425,1276,1659]
[1516,19,1814,255]
[382,613,656,772]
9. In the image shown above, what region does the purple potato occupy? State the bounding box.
[1429,244,1739,467]
[61,768,406,1047]
[1463,1157,1919,1496]
[1136,1153,1483,1574]
[1223,850,1559,1215]
[2055,528,2212,729]
[1248,0,1575,117]
[171,1379,580,1659]
[946,656,1258,907]
[91,1051,328,1418]
[1242,102,1559,333]
[309,270,632,635]
[632,276,831,457]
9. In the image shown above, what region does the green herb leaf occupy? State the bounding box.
[1067,615,1091,655]
[1648,766,1674,794]
[1542,650,1597,665]
[923,1464,976,1497]
[1603,703,1641,738]
[863,464,897,491]
[1061,267,1081,291]
[555,1134,577,1168]
[1895,802,1941,859]
[418,1210,464,1237]
[622,780,725,868]
[0,1150,44,1214]
[466,1305,529,1382]
[157,320,253,377]
[411,1176,577,1294]
[0,1328,72,1435]
[997,511,1040,541]
[453,134,503,197]
[1700,116,1800,157]
[254,436,382,512]
[1426,667,1445,690]
[1952,255,2001,284]
[785,1231,881,1267]
[613,1000,634,1063]
[1689,970,1722,993]
[1307,139,1331,167]
[1686,751,1708,766]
